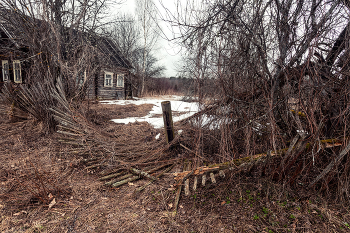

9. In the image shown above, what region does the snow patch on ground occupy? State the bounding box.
[101,96,199,129]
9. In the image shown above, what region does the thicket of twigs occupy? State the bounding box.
[2,0,350,206]
[164,0,350,203]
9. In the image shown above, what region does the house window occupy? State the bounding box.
[117,74,124,87]
[104,71,113,87]
[76,70,86,87]
[13,60,22,83]
[2,60,9,82]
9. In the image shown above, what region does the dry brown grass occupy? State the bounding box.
[0,101,349,233]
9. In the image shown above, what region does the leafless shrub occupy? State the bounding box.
[164,0,350,202]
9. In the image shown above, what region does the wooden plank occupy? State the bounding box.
[210,172,216,183]
[193,176,198,191]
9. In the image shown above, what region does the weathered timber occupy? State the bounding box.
[219,170,225,178]
[112,176,139,188]
[85,164,101,169]
[109,166,163,187]
[281,134,300,167]
[161,101,175,143]
[309,141,350,188]
[210,172,216,183]
[135,164,175,192]
[105,174,133,186]
[193,176,198,191]
[175,161,188,213]
[57,130,82,137]
[99,172,125,181]
[130,168,157,181]
[202,174,206,186]
[184,162,191,196]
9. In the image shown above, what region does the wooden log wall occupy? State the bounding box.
[95,67,129,100]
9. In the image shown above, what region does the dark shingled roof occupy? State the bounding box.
[0,6,132,69]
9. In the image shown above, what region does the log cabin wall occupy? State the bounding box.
[95,66,129,100]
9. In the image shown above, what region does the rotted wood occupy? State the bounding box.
[136,164,175,193]
[57,131,82,137]
[175,161,189,213]
[173,138,344,181]
[112,176,139,188]
[161,101,175,143]
[99,172,125,181]
[184,162,192,196]
[202,174,206,186]
[210,172,216,183]
[309,141,350,188]
[130,168,157,181]
[105,165,167,187]
[105,173,133,186]
[193,176,198,191]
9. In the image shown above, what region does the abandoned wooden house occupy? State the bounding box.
[0,10,133,100]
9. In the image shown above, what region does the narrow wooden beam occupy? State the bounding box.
[161,101,174,143]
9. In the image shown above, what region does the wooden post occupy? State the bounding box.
[161,101,175,143]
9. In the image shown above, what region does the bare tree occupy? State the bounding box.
[111,11,165,96]
[135,0,159,96]
[0,0,122,129]
[162,0,350,200]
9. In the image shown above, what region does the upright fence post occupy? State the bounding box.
[161,101,175,143]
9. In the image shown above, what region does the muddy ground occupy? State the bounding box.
[0,100,349,233]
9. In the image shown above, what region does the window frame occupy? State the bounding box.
[104,71,113,87]
[2,60,9,82]
[13,60,22,83]
[116,74,124,87]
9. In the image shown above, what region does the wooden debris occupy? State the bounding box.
[193,176,197,191]
[210,172,216,183]
[202,174,206,186]
[184,161,191,196]
[219,170,225,178]
[172,138,345,181]
[85,164,100,170]
[99,172,125,181]
[184,177,190,196]
[130,168,157,181]
[175,161,188,213]
[112,176,139,188]
[136,164,175,192]
[107,166,165,188]
[105,174,133,186]
[100,168,121,176]
[309,141,350,188]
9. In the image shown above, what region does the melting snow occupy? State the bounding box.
[101,96,200,129]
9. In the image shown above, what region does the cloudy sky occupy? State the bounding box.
[113,0,185,78]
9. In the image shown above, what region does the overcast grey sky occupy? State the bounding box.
[113,0,184,78]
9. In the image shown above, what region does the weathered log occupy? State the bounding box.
[108,166,164,187]
[309,141,350,188]
[135,164,175,192]
[57,130,82,137]
[193,176,198,191]
[175,162,188,212]
[210,172,216,183]
[112,176,139,188]
[202,174,206,186]
[130,168,157,181]
[99,172,125,181]
[161,101,175,143]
